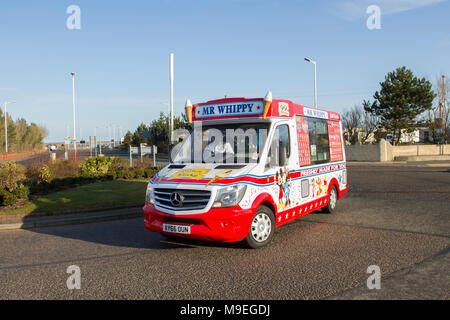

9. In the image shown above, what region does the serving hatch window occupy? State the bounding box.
[307,118,330,165]
[172,123,270,164]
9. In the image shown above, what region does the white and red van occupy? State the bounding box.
[143,94,347,248]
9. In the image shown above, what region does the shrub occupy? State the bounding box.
[50,178,64,189]
[13,184,30,200]
[0,188,19,206]
[75,177,86,184]
[61,177,75,186]
[49,160,80,179]
[3,193,18,206]
[72,177,84,185]
[38,165,53,184]
[0,161,26,192]
[25,178,42,195]
[144,169,158,178]
[80,157,114,178]
[116,170,125,179]
[144,169,152,178]
[108,157,128,174]
[125,170,136,179]
[106,172,117,180]
[77,177,96,185]
[25,164,42,180]
[134,169,144,179]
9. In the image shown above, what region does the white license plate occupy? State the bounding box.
[163,224,191,235]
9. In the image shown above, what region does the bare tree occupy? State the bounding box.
[342,105,362,145]
[342,105,379,145]
[434,74,450,143]
[360,108,380,144]
[423,74,450,144]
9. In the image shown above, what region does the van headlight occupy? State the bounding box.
[213,185,247,208]
[145,184,154,205]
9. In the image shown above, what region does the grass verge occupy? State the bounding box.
[0,180,148,216]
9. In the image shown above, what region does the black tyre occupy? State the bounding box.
[323,186,338,214]
[244,205,275,249]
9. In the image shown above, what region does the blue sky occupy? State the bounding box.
[0,0,449,142]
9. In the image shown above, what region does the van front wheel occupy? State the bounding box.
[244,205,275,249]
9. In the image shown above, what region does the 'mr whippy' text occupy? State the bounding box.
[196,101,264,118]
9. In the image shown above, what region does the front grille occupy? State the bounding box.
[163,217,203,226]
[154,188,211,211]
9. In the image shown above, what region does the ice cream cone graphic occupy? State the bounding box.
[263,91,272,119]
[206,169,232,187]
[185,99,193,123]
[157,170,171,184]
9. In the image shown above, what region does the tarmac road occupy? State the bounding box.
[0,165,449,299]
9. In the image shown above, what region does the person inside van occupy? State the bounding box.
[204,135,235,163]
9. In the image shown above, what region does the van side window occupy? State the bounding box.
[296,115,311,167]
[277,125,290,161]
[327,120,343,162]
[307,118,330,164]
[266,124,290,168]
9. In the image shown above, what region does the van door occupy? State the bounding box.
[265,122,296,211]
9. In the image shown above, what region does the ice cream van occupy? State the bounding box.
[143,92,347,248]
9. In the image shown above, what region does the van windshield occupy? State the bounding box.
[172,123,270,164]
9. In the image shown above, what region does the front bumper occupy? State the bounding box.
[143,203,254,242]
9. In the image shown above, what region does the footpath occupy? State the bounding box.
[0,206,142,231]
[347,160,450,167]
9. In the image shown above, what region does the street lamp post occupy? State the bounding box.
[112,124,117,148]
[3,101,16,160]
[71,72,77,161]
[169,53,174,146]
[94,127,98,157]
[304,57,318,109]
[95,126,105,156]
[108,125,112,148]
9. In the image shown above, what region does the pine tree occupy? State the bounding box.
[122,131,134,147]
[363,66,436,145]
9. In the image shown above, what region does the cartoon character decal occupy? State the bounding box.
[275,167,291,210]
[229,164,346,213]
[337,172,343,184]
[323,176,328,195]
[315,177,322,196]
[314,176,329,197]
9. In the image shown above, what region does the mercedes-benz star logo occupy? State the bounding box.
[170,192,183,207]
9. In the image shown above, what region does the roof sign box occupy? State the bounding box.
[196,100,264,119]
[303,107,328,119]
[191,97,341,121]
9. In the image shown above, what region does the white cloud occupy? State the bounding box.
[334,0,446,20]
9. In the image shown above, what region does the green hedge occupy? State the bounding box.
[0,185,30,207]
[80,157,114,178]
[0,156,161,207]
